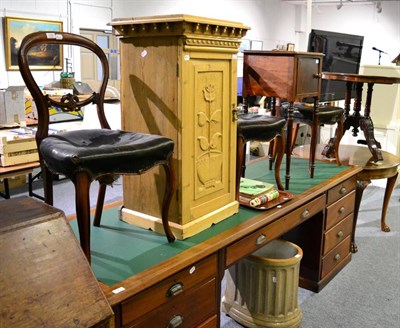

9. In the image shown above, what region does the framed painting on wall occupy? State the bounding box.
[4,16,63,71]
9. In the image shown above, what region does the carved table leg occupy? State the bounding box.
[359,117,383,162]
[351,179,371,253]
[359,82,383,162]
[322,82,350,160]
[381,171,399,232]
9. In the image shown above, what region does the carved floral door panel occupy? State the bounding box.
[181,60,235,219]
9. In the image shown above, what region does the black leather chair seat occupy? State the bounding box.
[238,114,287,142]
[40,129,174,182]
[280,102,344,125]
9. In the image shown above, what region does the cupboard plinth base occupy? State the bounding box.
[120,201,239,240]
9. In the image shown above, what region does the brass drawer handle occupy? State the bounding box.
[337,230,344,238]
[334,254,341,261]
[256,234,266,245]
[167,314,184,328]
[301,209,310,220]
[339,187,347,195]
[166,282,184,297]
[338,206,345,214]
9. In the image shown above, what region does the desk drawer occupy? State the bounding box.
[321,235,351,278]
[121,254,217,326]
[226,194,325,267]
[327,176,357,205]
[198,315,218,327]
[323,213,353,256]
[127,278,216,328]
[326,190,355,230]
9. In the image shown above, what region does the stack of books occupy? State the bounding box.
[239,177,280,208]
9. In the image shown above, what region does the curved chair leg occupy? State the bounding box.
[334,117,344,166]
[161,156,176,243]
[309,124,318,179]
[236,137,246,200]
[308,99,319,179]
[268,138,275,170]
[42,165,54,206]
[289,123,300,154]
[93,183,107,227]
[273,134,285,191]
[75,172,92,262]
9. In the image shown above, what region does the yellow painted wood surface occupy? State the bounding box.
[113,15,250,238]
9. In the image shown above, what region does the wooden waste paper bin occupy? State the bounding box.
[222,239,303,328]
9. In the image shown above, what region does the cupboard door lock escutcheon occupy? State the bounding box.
[232,104,238,122]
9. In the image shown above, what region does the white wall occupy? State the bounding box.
[309,1,400,66]
[0,0,399,89]
[111,0,297,48]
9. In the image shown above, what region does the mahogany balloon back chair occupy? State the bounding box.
[18,31,176,263]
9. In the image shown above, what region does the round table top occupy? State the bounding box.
[321,72,400,85]
[294,144,400,180]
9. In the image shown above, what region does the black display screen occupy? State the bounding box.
[308,29,364,102]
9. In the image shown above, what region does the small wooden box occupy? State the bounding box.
[0,197,114,327]
[0,136,39,166]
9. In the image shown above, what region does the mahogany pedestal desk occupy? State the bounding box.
[111,14,250,239]
[321,72,400,162]
[0,197,114,327]
[96,163,362,327]
[242,51,324,189]
[295,144,400,253]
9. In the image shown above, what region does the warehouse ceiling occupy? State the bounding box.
[280,0,397,5]
[280,0,397,12]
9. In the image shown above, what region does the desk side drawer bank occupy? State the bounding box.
[283,175,357,292]
[121,254,218,327]
[101,168,361,327]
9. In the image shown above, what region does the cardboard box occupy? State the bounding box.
[24,97,37,120]
[0,86,26,126]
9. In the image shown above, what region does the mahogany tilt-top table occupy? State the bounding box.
[321,72,400,162]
